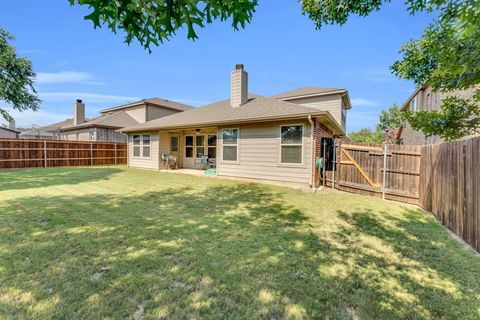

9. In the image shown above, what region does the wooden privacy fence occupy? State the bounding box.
[419,137,480,252]
[322,137,479,252]
[323,140,421,204]
[0,139,127,169]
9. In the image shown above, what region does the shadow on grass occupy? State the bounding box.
[0,184,479,319]
[0,166,123,191]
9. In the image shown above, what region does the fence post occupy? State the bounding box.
[114,143,117,165]
[382,144,387,200]
[336,139,342,189]
[90,143,93,166]
[43,140,48,168]
[332,139,336,189]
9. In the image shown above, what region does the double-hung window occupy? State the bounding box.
[132,134,151,158]
[222,128,238,161]
[280,125,303,164]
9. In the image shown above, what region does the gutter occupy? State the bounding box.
[308,115,315,188]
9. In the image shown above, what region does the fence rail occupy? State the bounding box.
[0,138,127,169]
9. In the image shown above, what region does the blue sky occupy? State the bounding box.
[0,1,435,132]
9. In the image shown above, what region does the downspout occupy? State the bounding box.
[308,115,315,188]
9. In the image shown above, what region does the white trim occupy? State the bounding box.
[132,133,152,159]
[279,124,304,165]
[219,127,240,163]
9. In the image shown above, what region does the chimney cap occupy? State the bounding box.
[76,99,83,103]
[235,64,244,70]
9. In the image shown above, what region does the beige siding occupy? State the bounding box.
[284,95,344,130]
[217,121,313,185]
[0,128,19,139]
[125,105,147,123]
[127,132,160,169]
[147,106,179,121]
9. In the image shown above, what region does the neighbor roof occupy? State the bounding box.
[120,94,343,135]
[100,97,193,114]
[0,127,20,134]
[20,119,76,137]
[271,87,346,100]
[61,111,139,131]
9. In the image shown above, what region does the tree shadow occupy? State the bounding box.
[0,167,123,191]
[0,183,479,319]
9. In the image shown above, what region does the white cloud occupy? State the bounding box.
[36,71,104,85]
[39,92,141,104]
[1,109,70,128]
[350,98,380,107]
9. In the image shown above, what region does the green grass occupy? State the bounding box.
[1,166,479,319]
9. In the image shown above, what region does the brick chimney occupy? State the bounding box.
[74,99,85,126]
[230,64,248,108]
[8,119,15,130]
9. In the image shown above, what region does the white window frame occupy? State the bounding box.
[279,124,304,165]
[221,128,239,163]
[132,133,151,158]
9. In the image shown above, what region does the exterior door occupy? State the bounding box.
[170,135,180,167]
[183,135,195,168]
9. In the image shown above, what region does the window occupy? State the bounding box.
[170,136,178,152]
[196,135,205,158]
[185,135,193,158]
[281,125,303,164]
[412,96,418,112]
[142,134,151,157]
[208,135,217,159]
[132,134,150,158]
[222,128,238,161]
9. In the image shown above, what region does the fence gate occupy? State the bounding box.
[324,141,421,204]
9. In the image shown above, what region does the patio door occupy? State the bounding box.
[170,135,180,166]
[182,134,217,169]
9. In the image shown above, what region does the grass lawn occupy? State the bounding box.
[1,166,479,319]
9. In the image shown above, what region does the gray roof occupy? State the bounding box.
[100,97,193,113]
[0,126,21,134]
[61,110,138,131]
[121,94,343,134]
[20,119,76,137]
[271,87,346,100]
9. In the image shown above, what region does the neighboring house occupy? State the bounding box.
[121,65,351,187]
[399,83,478,145]
[0,120,20,138]
[20,119,77,140]
[21,98,193,142]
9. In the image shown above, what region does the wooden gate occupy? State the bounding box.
[325,141,422,204]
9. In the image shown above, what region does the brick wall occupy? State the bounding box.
[312,119,333,187]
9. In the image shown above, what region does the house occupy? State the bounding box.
[120,65,351,187]
[20,98,193,142]
[399,83,478,145]
[0,120,20,138]
[20,119,79,140]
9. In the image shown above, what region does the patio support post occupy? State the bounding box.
[382,144,387,200]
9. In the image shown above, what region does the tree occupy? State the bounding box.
[0,28,40,121]
[69,0,258,51]
[348,128,384,144]
[303,0,480,141]
[376,103,404,132]
[349,103,405,144]
[405,96,480,140]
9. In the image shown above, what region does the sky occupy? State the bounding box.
[0,1,435,132]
